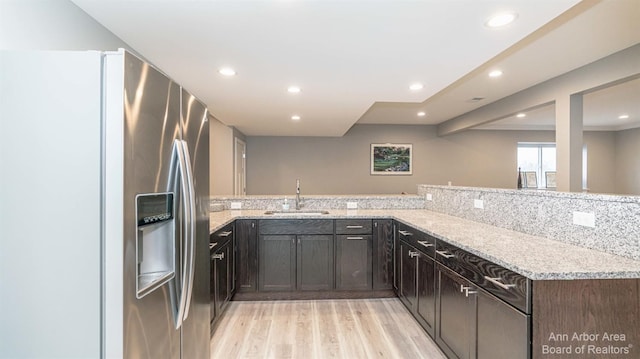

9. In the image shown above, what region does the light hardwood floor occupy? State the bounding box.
[210,298,447,359]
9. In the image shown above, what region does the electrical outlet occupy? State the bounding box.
[230,202,242,210]
[347,202,358,209]
[474,199,484,209]
[573,211,595,228]
[426,193,433,201]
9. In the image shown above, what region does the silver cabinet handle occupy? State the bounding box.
[218,231,232,237]
[418,240,433,248]
[484,276,517,290]
[436,250,455,258]
[212,252,224,260]
[398,230,413,236]
[409,250,419,258]
[346,236,364,240]
[460,285,477,297]
[346,225,364,229]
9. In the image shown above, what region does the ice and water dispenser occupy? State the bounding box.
[135,193,175,298]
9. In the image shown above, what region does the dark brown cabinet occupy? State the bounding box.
[435,263,476,359]
[476,287,530,359]
[259,234,296,291]
[212,240,232,316]
[336,234,372,290]
[235,219,257,292]
[336,219,372,291]
[399,240,417,308]
[210,223,235,332]
[435,263,531,359]
[297,235,334,291]
[372,219,394,290]
[258,220,334,292]
[395,220,531,358]
[416,249,436,336]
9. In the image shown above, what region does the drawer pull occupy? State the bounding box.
[212,253,224,260]
[418,240,433,248]
[346,225,364,229]
[484,276,517,290]
[346,236,365,240]
[460,285,477,297]
[409,250,419,258]
[436,250,455,258]
[218,231,233,237]
[398,230,413,236]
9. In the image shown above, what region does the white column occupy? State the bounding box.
[555,94,583,192]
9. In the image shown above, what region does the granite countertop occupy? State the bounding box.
[209,209,640,281]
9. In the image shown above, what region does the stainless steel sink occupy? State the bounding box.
[264,210,330,215]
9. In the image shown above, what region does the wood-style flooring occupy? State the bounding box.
[210,298,446,359]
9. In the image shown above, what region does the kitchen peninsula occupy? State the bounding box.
[209,187,640,359]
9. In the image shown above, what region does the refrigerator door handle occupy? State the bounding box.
[180,140,196,321]
[169,139,192,330]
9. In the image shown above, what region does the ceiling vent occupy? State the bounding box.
[467,97,485,103]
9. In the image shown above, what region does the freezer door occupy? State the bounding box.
[180,88,211,359]
[122,51,182,359]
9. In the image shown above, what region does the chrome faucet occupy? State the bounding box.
[295,179,301,210]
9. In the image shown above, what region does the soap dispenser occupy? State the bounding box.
[282,198,290,211]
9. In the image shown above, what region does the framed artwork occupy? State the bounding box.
[524,171,538,188]
[371,143,412,175]
[545,171,556,188]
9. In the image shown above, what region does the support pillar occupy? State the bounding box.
[555,94,583,192]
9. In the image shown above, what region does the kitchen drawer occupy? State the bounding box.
[335,219,372,234]
[396,222,435,258]
[211,223,234,247]
[435,240,531,314]
[258,219,334,235]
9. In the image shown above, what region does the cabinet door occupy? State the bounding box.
[435,264,476,359]
[393,224,400,292]
[373,220,393,290]
[214,241,231,316]
[209,250,216,323]
[416,252,436,336]
[259,235,295,291]
[336,235,372,290]
[297,235,334,291]
[236,219,257,292]
[399,241,417,309]
[477,288,530,359]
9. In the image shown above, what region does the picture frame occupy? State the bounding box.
[524,171,538,188]
[371,143,412,175]
[545,171,556,188]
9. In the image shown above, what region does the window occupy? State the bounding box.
[517,143,556,189]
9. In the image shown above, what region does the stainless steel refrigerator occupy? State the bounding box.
[0,49,210,358]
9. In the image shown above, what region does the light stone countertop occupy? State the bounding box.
[209,209,640,281]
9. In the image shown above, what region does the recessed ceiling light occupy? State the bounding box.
[417,111,427,117]
[409,83,424,91]
[287,86,301,94]
[291,115,301,121]
[489,70,503,78]
[516,113,526,118]
[218,67,236,76]
[485,12,517,28]
[618,114,630,119]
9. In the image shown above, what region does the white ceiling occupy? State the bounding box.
[71,0,639,136]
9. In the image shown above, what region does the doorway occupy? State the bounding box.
[234,138,246,195]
